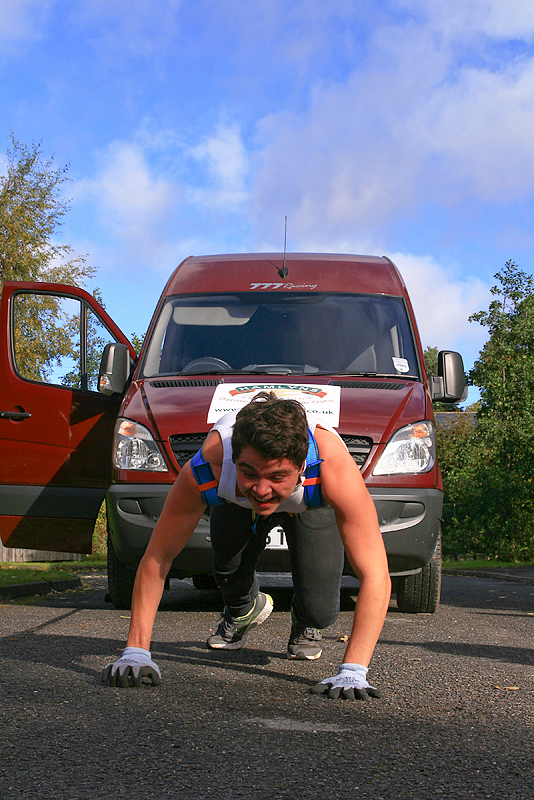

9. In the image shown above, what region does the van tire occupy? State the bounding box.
[107,533,136,610]
[396,533,442,614]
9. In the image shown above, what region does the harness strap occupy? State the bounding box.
[190,448,225,506]
[302,428,324,509]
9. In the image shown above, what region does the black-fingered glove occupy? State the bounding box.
[310,663,382,700]
[101,647,161,687]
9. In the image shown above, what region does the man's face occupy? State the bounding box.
[235,445,304,516]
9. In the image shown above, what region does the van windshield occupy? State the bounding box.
[142,292,420,378]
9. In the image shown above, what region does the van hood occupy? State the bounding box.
[121,377,430,445]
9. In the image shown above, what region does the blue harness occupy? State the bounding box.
[190,428,325,509]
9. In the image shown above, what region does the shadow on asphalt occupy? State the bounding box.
[0,626,318,688]
[158,579,360,613]
[381,637,534,667]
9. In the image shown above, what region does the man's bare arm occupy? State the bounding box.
[126,431,222,650]
[315,427,391,667]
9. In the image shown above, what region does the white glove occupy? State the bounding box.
[101,647,162,687]
[310,662,382,700]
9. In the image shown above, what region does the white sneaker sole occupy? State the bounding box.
[287,649,323,660]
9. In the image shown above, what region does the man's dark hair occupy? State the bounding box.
[232,392,309,467]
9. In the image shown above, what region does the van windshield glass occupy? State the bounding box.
[142,292,420,378]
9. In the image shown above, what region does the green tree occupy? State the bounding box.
[470,260,534,481]
[0,134,95,380]
[130,331,146,355]
[0,134,94,288]
[59,289,109,390]
[441,261,534,560]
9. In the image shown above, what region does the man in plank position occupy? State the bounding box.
[102,392,391,700]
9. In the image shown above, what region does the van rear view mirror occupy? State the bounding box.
[430,350,467,403]
[98,342,131,396]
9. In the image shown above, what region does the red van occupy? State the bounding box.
[0,253,465,611]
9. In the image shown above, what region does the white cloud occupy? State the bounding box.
[75,141,176,237]
[398,0,534,40]
[71,130,252,277]
[415,63,534,201]
[391,251,492,365]
[251,2,534,243]
[0,0,53,50]
[71,139,185,278]
[189,124,249,210]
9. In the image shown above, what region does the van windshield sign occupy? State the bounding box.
[207,383,341,426]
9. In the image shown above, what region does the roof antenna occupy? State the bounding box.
[278,216,289,278]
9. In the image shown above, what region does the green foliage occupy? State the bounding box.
[439,261,534,561]
[59,289,109,390]
[0,134,96,381]
[423,345,438,375]
[0,134,94,288]
[92,504,108,557]
[130,331,146,355]
[12,291,76,382]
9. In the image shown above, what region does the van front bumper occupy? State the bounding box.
[367,487,443,576]
[106,484,443,578]
[105,484,293,577]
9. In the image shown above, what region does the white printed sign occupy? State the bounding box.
[392,357,410,373]
[207,383,341,427]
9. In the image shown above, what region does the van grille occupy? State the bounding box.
[169,433,208,466]
[169,433,373,469]
[339,435,373,467]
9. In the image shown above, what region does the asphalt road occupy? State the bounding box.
[1,572,533,800]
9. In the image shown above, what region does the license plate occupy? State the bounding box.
[266,525,287,549]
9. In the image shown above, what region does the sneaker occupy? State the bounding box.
[287,620,323,660]
[207,592,274,650]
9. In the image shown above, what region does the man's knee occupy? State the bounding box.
[293,591,340,630]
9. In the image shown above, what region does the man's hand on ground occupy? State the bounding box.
[101,647,161,687]
[310,662,382,700]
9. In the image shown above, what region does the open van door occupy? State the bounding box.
[0,281,135,553]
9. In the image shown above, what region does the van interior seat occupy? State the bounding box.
[345,344,377,373]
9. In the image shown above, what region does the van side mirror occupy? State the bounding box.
[98,342,132,396]
[430,350,467,403]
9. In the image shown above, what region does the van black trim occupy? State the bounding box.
[329,380,405,390]
[150,379,223,388]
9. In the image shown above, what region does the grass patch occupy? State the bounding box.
[0,563,77,586]
[0,559,106,587]
[442,559,532,570]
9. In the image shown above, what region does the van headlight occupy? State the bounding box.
[373,421,436,475]
[113,418,169,472]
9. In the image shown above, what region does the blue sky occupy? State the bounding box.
[2,0,534,396]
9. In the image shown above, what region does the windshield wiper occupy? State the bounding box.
[240,364,320,375]
[336,372,419,380]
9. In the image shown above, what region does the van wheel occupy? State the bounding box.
[192,573,218,590]
[107,533,136,610]
[396,533,442,614]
